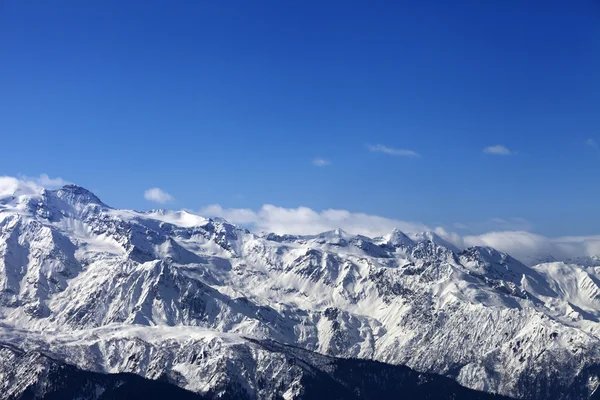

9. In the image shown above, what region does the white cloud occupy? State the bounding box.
[200,204,257,224]
[0,176,38,198]
[144,187,175,204]
[0,174,69,198]
[483,145,512,155]
[198,203,600,264]
[461,231,600,264]
[199,204,428,237]
[585,138,597,147]
[312,158,331,167]
[34,174,69,188]
[367,144,420,158]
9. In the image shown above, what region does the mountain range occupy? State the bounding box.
[2,183,600,399]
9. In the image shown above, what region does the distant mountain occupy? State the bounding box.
[2,183,600,399]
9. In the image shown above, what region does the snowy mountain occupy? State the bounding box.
[0,339,511,400]
[2,183,600,399]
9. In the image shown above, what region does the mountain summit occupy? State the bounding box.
[51,184,107,207]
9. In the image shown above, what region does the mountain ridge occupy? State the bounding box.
[2,184,600,399]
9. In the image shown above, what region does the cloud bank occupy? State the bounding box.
[199,203,600,263]
[199,204,429,238]
[461,231,600,264]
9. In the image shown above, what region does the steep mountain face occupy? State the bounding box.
[0,343,205,400]
[0,340,509,400]
[2,184,600,399]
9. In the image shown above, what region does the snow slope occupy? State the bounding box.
[1,184,600,399]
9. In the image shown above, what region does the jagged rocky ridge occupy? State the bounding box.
[1,184,600,399]
[0,343,205,400]
[0,340,510,400]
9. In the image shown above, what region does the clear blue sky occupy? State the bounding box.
[1,1,599,236]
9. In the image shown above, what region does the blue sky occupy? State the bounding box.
[1,1,599,237]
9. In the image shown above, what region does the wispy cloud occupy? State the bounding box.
[312,158,331,167]
[483,145,512,155]
[367,144,420,158]
[585,138,597,148]
[144,187,175,204]
[489,217,532,231]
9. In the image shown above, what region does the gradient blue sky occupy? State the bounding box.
[1,1,599,236]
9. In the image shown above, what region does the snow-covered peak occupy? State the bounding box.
[408,230,460,253]
[458,245,531,283]
[318,228,349,238]
[311,228,353,245]
[384,228,415,247]
[48,184,107,208]
[140,209,209,228]
[15,185,109,221]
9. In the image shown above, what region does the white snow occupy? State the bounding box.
[3,183,600,399]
